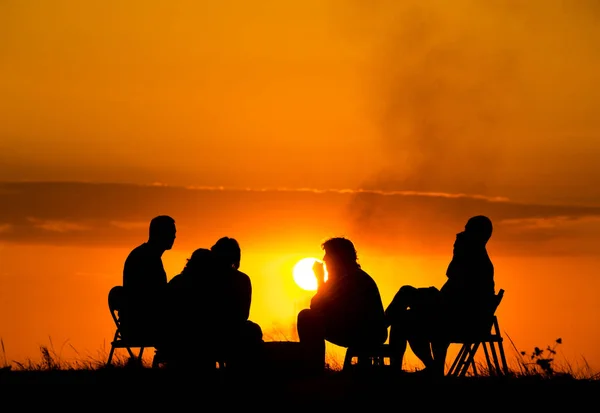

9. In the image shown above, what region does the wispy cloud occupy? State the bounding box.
[0,181,599,256]
[500,216,588,230]
[185,184,510,202]
[109,220,148,230]
[26,217,91,233]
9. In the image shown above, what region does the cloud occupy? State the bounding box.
[188,184,510,202]
[496,215,600,253]
[109,220,148,230]
[0,181,599,256]
[345,188,600,256]
[26,217,91,233]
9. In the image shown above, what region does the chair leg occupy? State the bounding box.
[448,344,469,376]
[107,330,121,366]
[458,346,474,377]
[497,340,510,375]
[343,348,354,370]
[125,347,144,366]
[448,345,462,376]
[482,342,494,374]
[124,346,135,359]
[460,342,481,377]
[469,361,478,376]
[107,346,115,366]
[491,319,510,375]
[488,342,502,376]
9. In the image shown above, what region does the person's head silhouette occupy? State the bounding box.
[464,215,493,245]
[211,236,241,270]
[321,237,359,279]
[148,215,176,251]
[181,248,214,276]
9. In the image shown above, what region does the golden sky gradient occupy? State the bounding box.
[1,1,600,371]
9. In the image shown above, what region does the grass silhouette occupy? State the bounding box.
[1,335,599,409]
[1,333,598,379]
[0,338,10,372]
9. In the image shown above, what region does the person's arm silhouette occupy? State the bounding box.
[313,260,325,289]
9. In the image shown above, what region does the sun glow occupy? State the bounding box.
[293,257,328,291]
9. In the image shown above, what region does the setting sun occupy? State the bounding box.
[293,257,328,291]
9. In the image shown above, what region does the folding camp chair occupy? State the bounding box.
[446,288,509,377]
[344,289,509,377]
[106,285,162,368]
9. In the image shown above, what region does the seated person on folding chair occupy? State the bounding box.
[297,237,388,373]
[209,237,264,371]
[385,215,496,376]
[120,215,177,354]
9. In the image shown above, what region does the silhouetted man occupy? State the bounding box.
[210,237,263,370]
[121,215,176,348]
[385,215,495,376]
[297,237,388,373]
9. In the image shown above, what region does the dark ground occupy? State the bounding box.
[1,365,598,410]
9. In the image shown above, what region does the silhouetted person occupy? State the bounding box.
[120,215,176,350]
[297,237,388,373]
[210,237,263,370]
[165,247,216,370]
[385,215,495,376]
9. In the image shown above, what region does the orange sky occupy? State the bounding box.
[1,0,600,372]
